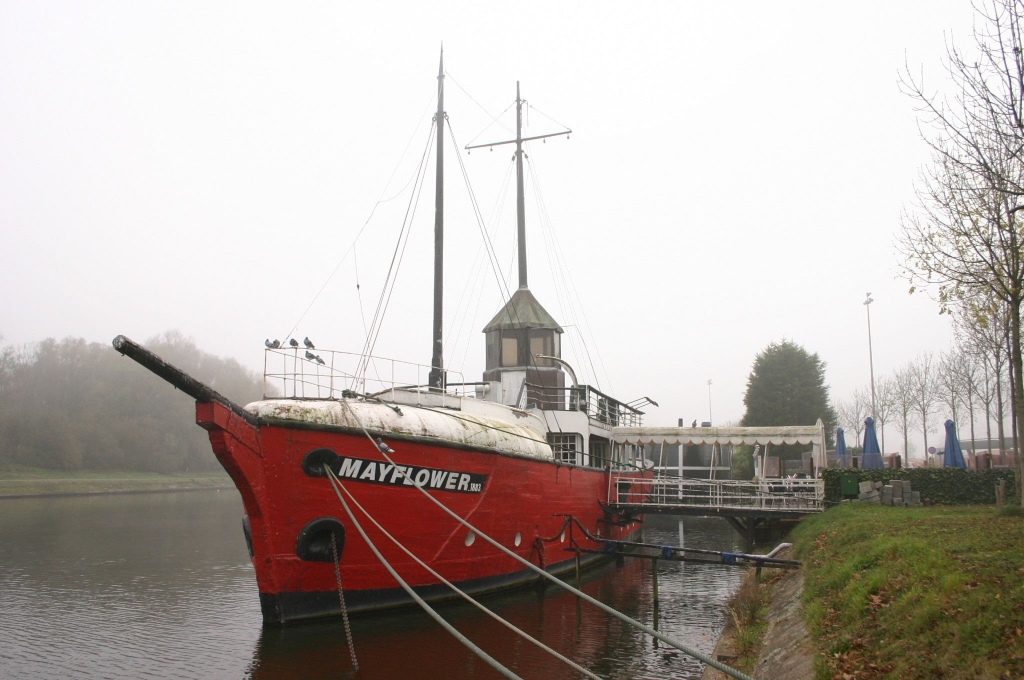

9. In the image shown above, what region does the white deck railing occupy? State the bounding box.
[610,475,825,514]
[262,347,467,401]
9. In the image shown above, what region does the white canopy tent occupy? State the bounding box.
[611,419,827,475]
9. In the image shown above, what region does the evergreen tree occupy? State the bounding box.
[740,340,837,459]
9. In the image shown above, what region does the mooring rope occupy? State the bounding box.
[338,399,760,680]
[322,463,523,680]
[325,467,602,680]
[330,534,359,672]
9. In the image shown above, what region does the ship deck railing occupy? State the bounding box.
[608,474,825,517]
[262,347,471,402]
[522,382,644,427]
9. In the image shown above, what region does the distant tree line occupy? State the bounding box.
[0,332,264,473]
[834,315,1015,460]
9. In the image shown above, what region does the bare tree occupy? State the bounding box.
[874,376,895,454]
[898,0,1024,502]
[892,364,918,461]
[851,389,870,448]
[937,350,964,427]
[952,343,982,452]
[910,353,940,462]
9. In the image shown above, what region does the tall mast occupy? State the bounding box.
[465,84,570,291]
[428,49,445,390]
[514,82,527,289]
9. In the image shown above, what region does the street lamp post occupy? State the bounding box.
[707,379,713,426]
[864,291,877,421]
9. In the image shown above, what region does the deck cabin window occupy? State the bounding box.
[548,433,581,464]
[501,337,518,367]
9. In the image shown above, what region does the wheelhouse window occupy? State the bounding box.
[501,337,518,367]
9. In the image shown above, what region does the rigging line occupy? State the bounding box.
[280,89,437,344]
[354,247,369,341]
[354,122,436,386]
[525,156,597,388]
[336,400,759,680]
[354,124,433,384]
[526,156,609,393]
[526,103,572,135]
[532,185,585,385]
[453,156,516,373]
[531,167,598,390]
[444,159,515,351]
[323,468,522,680]
[444,70,515,138]
[413,405,546,445]
[353,246,388,391]
[457,279,486,374]
[448,121,566,435]
[327,474,603,680]
[447,122,514,311]
[449,159,515,366]
[363,129,433,367]
[357,119,435,354]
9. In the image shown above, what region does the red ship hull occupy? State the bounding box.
[197,401,647,625]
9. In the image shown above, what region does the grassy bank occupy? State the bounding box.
[792,504,1024,679]
[0,463,232,497]
[725,572,777,674]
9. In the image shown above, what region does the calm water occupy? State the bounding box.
[0,490,745,679]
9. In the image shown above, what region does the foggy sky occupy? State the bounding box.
[1,2,983,455]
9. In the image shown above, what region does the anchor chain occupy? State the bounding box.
[330,533,358,672]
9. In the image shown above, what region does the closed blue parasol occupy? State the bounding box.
[862,416,884,469]
[835,427,850,467]
[943,419,967,468]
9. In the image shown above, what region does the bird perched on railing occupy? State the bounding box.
[305,350,326,365]
[265,339,281,349]
[289,338,299,348]
[303,337,315,349]
[314,355,325,365]
[375,437,395,454]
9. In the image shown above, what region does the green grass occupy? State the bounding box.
[0,463,231,496]
[792,504,1024,679]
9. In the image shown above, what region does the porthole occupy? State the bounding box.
[465,531,476,547]
[514,532,522,547]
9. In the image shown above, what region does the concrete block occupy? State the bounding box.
[873,481,884,490]
[884,497,893,506]
[859,481,874,494]
[911,491,921,503]
[903,481,912,494]
[891,485,904,499]
[890,480,903,492]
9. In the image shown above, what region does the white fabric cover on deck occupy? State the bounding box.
[611,423,824,447]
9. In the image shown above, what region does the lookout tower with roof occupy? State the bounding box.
[482,288,565,408]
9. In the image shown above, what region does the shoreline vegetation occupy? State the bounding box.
[793,504,1024,679]
[0,464,232,498]
[709,504,1024,679]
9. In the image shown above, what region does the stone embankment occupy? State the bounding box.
[702,547,815,680]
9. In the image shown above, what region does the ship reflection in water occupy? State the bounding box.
[1,491,743,680]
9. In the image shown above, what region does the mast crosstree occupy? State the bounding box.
[466,83,571,291]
